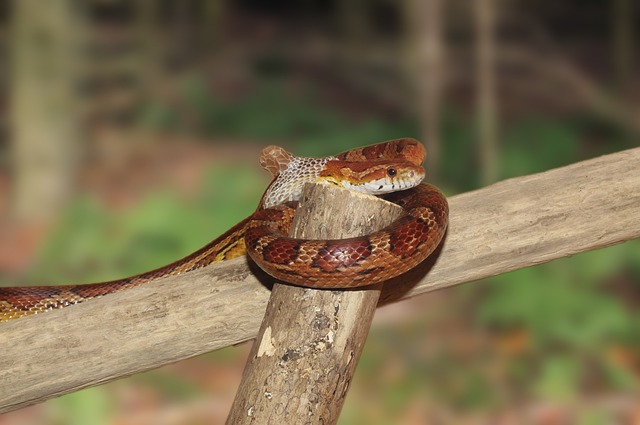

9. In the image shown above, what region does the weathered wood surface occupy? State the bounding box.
[227,183,402,424]
[1,147,639,413]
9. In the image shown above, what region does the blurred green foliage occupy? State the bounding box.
[26,164,263,285]
[140,75,419,156]
[49,386,114,425]
[478,240,640,398]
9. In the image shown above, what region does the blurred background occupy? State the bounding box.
[0,0,638,424]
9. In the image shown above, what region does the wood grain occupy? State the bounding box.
[1,147,639,414]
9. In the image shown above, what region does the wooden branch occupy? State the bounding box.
[1,147,639,414]
[227,183,403,424]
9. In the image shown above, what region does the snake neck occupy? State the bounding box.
[260,155,336,209]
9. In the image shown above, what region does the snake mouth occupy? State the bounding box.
[343,179,420,195]
[340,168,425,195]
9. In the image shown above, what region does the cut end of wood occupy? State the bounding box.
[291,182,404,239]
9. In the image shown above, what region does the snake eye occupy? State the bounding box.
[387,168,397,177]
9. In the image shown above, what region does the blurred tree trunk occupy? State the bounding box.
[11,0,83,220]
[171,0,193,65]
[337,0,369,64]
[404,0,443,177]
[612,0,633,93]
[201,0,225,55]
[137,0,161,97]
[475,0,498,185]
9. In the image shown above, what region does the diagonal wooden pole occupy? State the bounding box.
[226,183,406,424]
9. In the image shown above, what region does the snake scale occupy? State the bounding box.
[0,139,448,322]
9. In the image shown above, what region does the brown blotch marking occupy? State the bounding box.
[251,208,286,222]
[313,239,372,272]
[263,238,300,265]
[389,216,431,258]
[71,281,129,298]
[243,229,268,257]
[0,287,63,304]
[336,138,425,164]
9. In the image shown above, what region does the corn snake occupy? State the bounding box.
[0,139,448,322]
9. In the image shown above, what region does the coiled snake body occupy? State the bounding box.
[0,139,448,322]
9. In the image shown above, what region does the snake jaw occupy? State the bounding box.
[338,168,425,195]
[328,162,425,195]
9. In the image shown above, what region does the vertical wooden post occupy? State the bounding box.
[226,183,403,424]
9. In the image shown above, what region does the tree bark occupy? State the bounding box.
[1,147,639,414]
[226,183,403,424]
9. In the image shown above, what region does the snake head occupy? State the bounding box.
[319,159,425,195]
